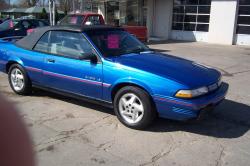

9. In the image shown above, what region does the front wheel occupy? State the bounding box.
[114,86,156,129]
[8,64,32,95]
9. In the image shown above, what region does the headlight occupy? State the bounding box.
[217,77,222,87]
[175,86,209,98]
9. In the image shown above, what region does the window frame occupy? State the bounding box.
[32,30,101,63]
[172,0,211,32]
[236,0,250,34]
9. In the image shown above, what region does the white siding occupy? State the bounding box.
[208,0,238,45]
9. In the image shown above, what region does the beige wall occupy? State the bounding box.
[147,0,173,39]
[208,0,238,45]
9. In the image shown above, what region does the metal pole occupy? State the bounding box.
[73,0,75,13]
[83,0,85,13]
[91,0,92,12]
[80,0,83,13]
[49,0,52,26]
[53,0,55,26]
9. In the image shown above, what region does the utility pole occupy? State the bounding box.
[53,0,55,26]
[80,0,83,13]
[49,0,56,26]
[73,0,75,13]
[49,0,52,25]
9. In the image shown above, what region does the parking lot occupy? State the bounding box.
[1,41,250,166]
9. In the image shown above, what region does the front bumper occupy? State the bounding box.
[153,82,229,121]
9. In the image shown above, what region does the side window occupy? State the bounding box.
[86,16,101,25]
[48,31,95,60]
[33,32,50,53]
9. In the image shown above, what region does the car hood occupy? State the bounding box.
[111,52,221,88]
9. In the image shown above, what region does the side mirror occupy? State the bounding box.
[79,53,98,63]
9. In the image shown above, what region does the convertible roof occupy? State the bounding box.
[15,25,123,50]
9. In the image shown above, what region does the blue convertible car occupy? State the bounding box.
[0,26,228,129]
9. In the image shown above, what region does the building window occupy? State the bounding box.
[237,0,250,34]
[102,0,147,26]
[172,0,211,32]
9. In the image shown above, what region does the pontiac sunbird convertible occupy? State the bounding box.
[0,26,228,129]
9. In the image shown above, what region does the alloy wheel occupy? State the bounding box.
[118,93,144,124]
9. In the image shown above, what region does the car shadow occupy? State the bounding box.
[33,89,115,115]
[148,99,250,138]
[33,90,249,139]
[147,40,196,45]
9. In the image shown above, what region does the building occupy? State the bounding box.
[80,0,250,46]
[1,6,64,20]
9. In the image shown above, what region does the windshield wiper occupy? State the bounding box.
[126,48,152,54]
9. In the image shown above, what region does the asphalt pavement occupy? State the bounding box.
[0,41,250,166]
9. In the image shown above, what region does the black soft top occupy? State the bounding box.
[15,25,123,50]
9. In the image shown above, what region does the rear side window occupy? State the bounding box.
[59,15,84,25]
[33,32,50,52]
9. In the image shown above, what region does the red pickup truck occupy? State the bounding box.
[58,13,148,42]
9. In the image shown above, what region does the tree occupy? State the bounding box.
[64,8,67,16]
[40,8,48,20]
[17,0,40,7]
[27,0,39,7]
[57,0,71,14]
[55,7,60,23]
[0,0,8,10]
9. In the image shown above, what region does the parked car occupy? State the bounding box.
[0,19,49,39]
[0,18,11,24]
[0,26,228,129]
[58,13,148,42]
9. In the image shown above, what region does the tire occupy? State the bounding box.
[114,86,157,129]
[8,64,32,95]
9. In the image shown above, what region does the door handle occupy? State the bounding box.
[47,59,55,63]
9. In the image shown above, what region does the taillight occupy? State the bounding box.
[9,21,14,28]
[27,29,34,35]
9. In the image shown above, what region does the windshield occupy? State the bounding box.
[0,20,19,31]
[85,30,150,57]
[59,15,84,26]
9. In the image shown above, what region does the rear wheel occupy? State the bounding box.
[8,64,32,95]
[114,86,156,129]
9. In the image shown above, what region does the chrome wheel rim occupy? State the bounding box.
[118,93,144,124]
[10,68,24,91]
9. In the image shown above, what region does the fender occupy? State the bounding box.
[111,77,154,95]
[101,77,155,102]
[0,42,25,72]
[7,56,24,66]
[5,55,25,73]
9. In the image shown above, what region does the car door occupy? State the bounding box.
[42,30,103,99]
